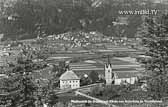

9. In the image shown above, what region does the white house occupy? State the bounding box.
[59,69,80,89]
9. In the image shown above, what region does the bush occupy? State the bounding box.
[91,86,104,97]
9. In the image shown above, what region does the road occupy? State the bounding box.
[53,83,103,95]
[75,91,118,107]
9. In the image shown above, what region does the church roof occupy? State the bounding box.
[116,72,138,78]
[59,69,80,80]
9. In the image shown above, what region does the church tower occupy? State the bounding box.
[105,55,115,85]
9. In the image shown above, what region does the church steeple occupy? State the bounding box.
[107,55,111,65]
[105,55,114,85]
[106,55,112,67]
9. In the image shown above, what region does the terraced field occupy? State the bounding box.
[44,42,144,79]
[68,57,142,78]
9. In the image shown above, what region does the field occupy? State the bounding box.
[45,50,143,78]
[33,43,144,88]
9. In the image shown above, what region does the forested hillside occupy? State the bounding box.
[0,0,167,40]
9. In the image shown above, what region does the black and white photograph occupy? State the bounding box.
[0,0,168,107]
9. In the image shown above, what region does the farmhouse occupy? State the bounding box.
[59,68,80,89]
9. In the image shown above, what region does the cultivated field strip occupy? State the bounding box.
[70,63,140,72]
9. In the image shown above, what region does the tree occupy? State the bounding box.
[91,86,104,97]
[1,0,164,39]
[0,60,38,107]
[36,49,49,61]
[45,91,59,107]
[55,61,68,78]
[102,85,120,100]
[80,75,91,86]
[52,64,58,73]
[0,47,40,106]
[89,71,99,83]
[12,58,38,106]
[138,13,168,99]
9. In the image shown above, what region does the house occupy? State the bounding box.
[59,68,80,89]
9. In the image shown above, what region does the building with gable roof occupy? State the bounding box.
[59,68,80,89]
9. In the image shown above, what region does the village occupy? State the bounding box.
[0,31,150,107]
[0,0,168,107]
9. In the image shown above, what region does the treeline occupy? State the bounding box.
[0,0,166,40]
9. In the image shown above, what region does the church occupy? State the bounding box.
[104,57,138,85]
[59,57,138,89]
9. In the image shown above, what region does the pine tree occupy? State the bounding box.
[5,60,37,107]
[0,48,38,107]
[139,14,168,99]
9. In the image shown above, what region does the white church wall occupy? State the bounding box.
[114,77,138,85]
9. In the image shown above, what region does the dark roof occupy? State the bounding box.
[116,72,139,78]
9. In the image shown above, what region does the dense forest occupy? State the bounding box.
[0,0,167,40]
